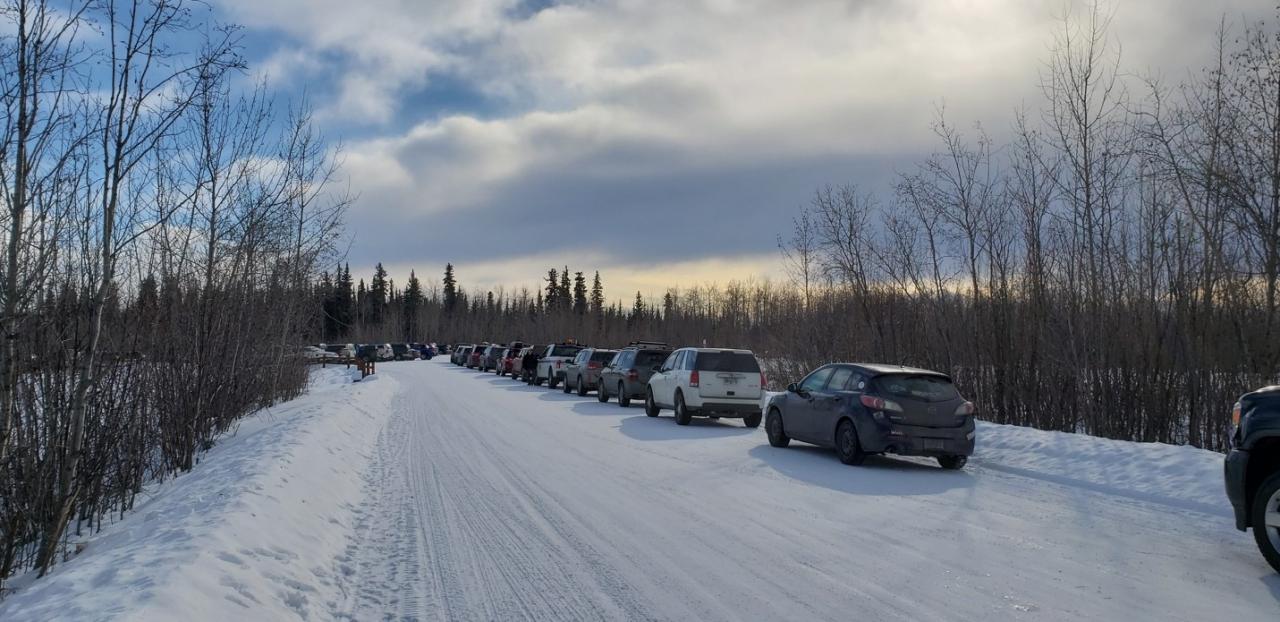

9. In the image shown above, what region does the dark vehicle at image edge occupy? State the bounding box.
[765,364,975,470]
[1224,385,1280,573]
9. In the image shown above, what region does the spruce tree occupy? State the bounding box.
[572,272,587,315]
[442,263,458,315]
[590,271,604,315]
[404,270,423,340]
[558,267,571,311]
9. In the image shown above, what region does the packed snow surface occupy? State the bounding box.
[2,359,1277,621]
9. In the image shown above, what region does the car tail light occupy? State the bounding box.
[556,361,563,369]
[954,401,975,416]
[690,370,700,388]
[860,394,902,412]
[588,361,601,369]
[627,369,639,381]
[1232,402,1242,426]
[760,372,767,387]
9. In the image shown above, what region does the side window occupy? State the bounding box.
[826,366,854,391]
[845,373,869,392]
[800,367,834,392]
[683,352,697,371]
[660,352,678,371]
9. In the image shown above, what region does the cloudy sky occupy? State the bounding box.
[212,0,1264,302]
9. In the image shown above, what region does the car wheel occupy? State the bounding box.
[597,382,610,403]
[766,408,790,447]
[534,375,544,386]
[937,455,968,470]
[743,411,762,428]
[577,377,589,397]
[1252,471,1280,573]
[645,389,660,417]
[618,384,631,408]
[562,375,572,393]
[835,420,865,466]
[674,392,692,426]
[549,373,559,389]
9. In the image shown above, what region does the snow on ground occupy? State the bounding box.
[2,359,1278,621]
[0,366,399,621]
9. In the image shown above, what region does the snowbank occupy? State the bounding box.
[0,366,399,621]
[975,420,1229,515]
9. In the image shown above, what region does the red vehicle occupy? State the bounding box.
[468,344,487,369]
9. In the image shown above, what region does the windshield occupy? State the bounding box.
[694,351,760,373]
[873,374,959,403]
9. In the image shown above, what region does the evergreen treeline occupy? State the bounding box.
[0,1,346,588]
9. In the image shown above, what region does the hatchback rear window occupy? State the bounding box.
[550,345,582,357]
[590,351,616,362]
[694,352,760,373]
[634,351,668,368]
[874,375,959,403]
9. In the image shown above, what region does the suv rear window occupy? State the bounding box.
[874,374,959,403]
[694,351,760,373]
[633,351,668,368]
[550,345,582,357]
[590,351,616,362]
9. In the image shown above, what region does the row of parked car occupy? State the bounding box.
[440,339,1280,573]
[448,340,977,470]
[315,342,439,363]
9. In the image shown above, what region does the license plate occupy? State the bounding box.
[922,439,946,451]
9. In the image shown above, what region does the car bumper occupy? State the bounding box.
[861,420,976,457]
[690,399,761,417]
[1225,448,1250,531]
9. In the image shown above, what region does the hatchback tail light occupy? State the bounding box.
[954,401,975,416]
[690,369,700,388]
[1232,401,1242,426]
[626,369,639,381]
[860,394,902,412]
[588,361,602,369]
[760,372,767,388]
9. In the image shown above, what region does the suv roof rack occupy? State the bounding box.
[627,340,670,349]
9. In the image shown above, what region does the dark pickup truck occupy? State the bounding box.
[1224,385,1280,573]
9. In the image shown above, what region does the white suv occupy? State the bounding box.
[645,348,765,427]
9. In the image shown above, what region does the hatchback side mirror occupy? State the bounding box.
[787,383,799,393]
[651,365,662,373]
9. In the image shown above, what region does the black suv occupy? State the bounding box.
[1224,385,1280,573]
[598,342,672,407]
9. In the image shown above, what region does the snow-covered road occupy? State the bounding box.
[4,358,1278,621]
[336,360,1279,621]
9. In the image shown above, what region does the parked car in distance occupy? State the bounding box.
[764,364,974,469]
[598,342,672,407]
[467,345,487,369]
[1225,385,1280,573]
[563,348,618,396]
[515,345,542,382]
[645,348,764,427]
[391,343,419,361]
[479,344,505,372]
[412,342,435,360]
[301,345,339,362]
[534,343,585,388]
[498,345,522,376]
[322,343,355,360]
[452,345,472,366]
[355,344,380,362]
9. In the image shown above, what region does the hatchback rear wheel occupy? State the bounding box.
[577,377,589,396]
[937,455,968,470]
[618,383,632,407]
[597,382,610,403]
[1253,472,1280,573]
[835,420,865,465]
